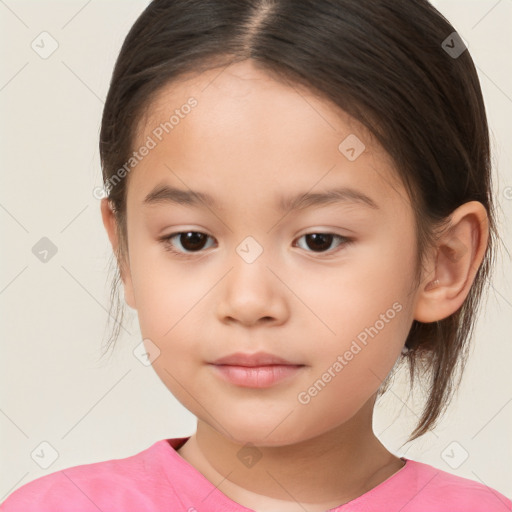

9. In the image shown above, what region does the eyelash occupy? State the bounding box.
[158,231,353,259]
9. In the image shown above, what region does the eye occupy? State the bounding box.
[294,232,353,254]
[160,231,215,257]
[159,231,353,258]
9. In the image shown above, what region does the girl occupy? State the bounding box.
[2,0,510,510]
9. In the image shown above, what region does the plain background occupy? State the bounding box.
[1,0,511,503]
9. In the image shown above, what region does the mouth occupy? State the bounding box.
[208,352,306,388]
[209,363,305,388]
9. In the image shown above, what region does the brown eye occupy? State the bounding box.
[160,231,352,258]
[161,231,215,255]
[295,233,352,253]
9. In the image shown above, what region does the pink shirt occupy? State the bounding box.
[1,437,511,511]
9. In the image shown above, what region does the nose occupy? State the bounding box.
[215,253,289,328]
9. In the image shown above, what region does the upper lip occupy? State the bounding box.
[210,351,303,367]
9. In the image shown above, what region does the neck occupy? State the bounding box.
[177,394,404,510]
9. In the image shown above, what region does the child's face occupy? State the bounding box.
[118,60,422,445]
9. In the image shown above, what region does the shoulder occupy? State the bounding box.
[400,459,512,511]
[0,440,171,512]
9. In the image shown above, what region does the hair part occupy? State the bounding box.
[99,0,499,443]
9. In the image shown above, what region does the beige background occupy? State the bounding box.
[1,0,511,502]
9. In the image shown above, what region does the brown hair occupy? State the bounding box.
[99,0,499,443]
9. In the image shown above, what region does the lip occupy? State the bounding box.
[211,351,300,367]
[209,352,305,388]
[210,364,305,388]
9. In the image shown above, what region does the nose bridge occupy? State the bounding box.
[229,232,273,297]
[216,232,288,325]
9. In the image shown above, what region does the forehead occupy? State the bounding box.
[129,60,407,212]
[138,59,371,145]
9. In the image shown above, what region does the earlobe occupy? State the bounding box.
[413,201,489,323]
[100,198,137,310]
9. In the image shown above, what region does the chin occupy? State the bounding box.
[222,417,318,448]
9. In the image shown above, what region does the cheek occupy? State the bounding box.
[126,227,204,335]
[296,235,415,353]
[290,246,416,420]
[290,303,412,439]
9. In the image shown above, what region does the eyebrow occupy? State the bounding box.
[142,184,379,211]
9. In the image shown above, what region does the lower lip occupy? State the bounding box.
[210,364,304,388]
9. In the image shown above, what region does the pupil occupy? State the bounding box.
[182,232,206,251]
[178,233,334,253]
[307,233,332,252]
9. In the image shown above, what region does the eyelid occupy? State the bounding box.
[159,229,354,258]
[159,230,216,258]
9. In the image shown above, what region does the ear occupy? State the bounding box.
[413,201,489,323]
[100,198,136,310]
